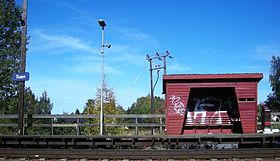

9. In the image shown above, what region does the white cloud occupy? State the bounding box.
[114,27,160,47]
[253,43,280,61]
[55,1,98,29]
[29,29,98,54]
[109,51,147,66]
[65,59,124,75]
[127,32,157,43]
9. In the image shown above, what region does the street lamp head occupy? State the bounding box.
[98,19,106,28]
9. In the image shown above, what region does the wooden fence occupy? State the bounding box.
[0,114,165,135]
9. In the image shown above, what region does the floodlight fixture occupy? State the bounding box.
[98,19,106,28]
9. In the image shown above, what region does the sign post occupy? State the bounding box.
[18,0,28,135]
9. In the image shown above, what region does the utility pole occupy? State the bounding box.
[148,59,154,121]
[146,51,173,135]
[18,0,28,135]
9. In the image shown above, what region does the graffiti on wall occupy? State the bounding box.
[188,97,234,112]
[169,95,186,116]
[191,97,223,111]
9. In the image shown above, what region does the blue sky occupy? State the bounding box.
[17,0,280,114]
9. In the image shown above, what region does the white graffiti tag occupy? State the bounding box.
[169,95,186,116]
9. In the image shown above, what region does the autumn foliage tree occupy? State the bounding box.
[82,83,124,135]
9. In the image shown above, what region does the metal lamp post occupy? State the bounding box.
[98,19,110,135]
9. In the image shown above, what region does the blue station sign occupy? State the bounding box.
[12,72,30,81]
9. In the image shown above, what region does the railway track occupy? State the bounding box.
[1,148,280,160]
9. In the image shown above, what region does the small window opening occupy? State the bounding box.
[247,98,255,101]
[238,98,246,102]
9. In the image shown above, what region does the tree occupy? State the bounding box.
[127,95,165,114]
[25,89,53,115]
[25,90,53,135]
[0,0,22,134]
[266,56,280,111]
[0,87,54,134]
[75,109,80,114]
[24,87,36,113]
[269,56,280,100]
[0,0,22,114]
[82,83,124,135]
[36,91,53,114]
[0,1,54,134]
[126,95,165,124]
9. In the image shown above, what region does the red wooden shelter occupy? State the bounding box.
[163,73,263,135]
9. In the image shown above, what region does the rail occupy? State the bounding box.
[1,148,280,159]
[0,114,165,135]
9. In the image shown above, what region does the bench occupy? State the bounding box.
[184,111,233,134]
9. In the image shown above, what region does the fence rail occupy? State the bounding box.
[0,114,166,135]
[0,114,165,119]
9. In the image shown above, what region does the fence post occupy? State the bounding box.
[77,117,80,135]
[160,117,163,134]
[135,118,138,135]
[51,118,54,135]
